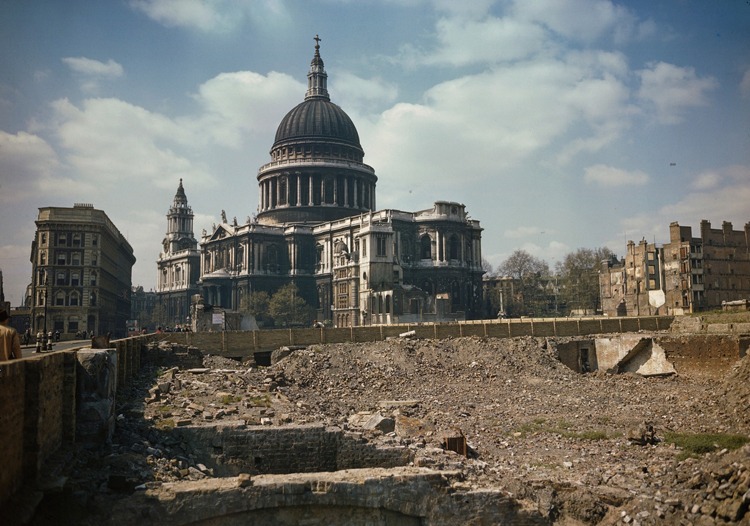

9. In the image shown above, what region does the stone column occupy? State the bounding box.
[344,177,349,206]
[309,174,314,205]
[296,173,302,206]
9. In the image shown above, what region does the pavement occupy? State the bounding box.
[21,340,90,358]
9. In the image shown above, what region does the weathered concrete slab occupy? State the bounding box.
[595,336,676,376]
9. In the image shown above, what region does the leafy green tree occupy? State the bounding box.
[150,302,167,328]
[555,247,614,314]
[241,290,271,324]
[269,283,315,327]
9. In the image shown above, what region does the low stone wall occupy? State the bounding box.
[0,335,153,507]
[171,423,412,476]
[160,315,675,356]
[107,468,547,526]
[0,351,76,504]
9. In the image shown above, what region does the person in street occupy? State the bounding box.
[0,309,22,360]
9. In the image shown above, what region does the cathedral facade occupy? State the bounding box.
[160,39,484,327]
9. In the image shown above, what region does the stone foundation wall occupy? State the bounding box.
[162,316,675,356]
[107,468,547,526]
[171,423,412,476]
[0,335,152,506]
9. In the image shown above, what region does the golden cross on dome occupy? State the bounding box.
[314,34,321,47]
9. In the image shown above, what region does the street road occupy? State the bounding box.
[21,340,90,358]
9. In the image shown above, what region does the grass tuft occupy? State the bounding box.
[664,432,749,458]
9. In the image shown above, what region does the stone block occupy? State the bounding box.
[76,349,117,444]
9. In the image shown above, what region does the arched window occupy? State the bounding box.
[55,291,66,306]
[69,291,80,307]
[90,293,97,306]
[420,235,432,260]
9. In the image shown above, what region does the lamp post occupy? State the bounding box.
[36,270,49,352]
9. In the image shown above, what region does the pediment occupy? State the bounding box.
[209,225,232,241]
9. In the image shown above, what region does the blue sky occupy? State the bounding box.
[1,0,749,306]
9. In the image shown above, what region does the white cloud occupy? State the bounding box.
[690,170,722,191]
[62,57,124,78]
[49,97,213,193]
[637,62,718,124]
[621,165,750,241]
[421,15,549,66]
[584,164,649,186]
[193,71,302,147]
[62,57,124,94]
[0,131,61,203]
[366,50,634,199]
[511,0,643,44]
[130,0,236,32]
[334,72,399,114]
[129,0,289,33]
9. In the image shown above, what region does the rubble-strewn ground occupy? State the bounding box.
[30,336,750,525]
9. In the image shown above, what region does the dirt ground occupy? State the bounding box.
[28,335,750,525]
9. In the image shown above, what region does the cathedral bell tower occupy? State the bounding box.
[156,179,200,327]
[164,178,196,253]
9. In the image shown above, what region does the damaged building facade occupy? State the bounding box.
[161,39,484,327]
[600,220,750,316]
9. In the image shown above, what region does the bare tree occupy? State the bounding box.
[555,247,614,314]
[496,250,551,317]
[481,257,494,276]
[497,249,549,280]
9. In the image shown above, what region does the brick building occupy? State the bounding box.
[600,220,750,316]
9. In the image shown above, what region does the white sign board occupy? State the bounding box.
[212,312,224,325]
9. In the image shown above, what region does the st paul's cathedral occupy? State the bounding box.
[156,38,484,328]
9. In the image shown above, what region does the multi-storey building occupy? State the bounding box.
[156,179,201,327]
[600,220,750,316]
[29,204,135,338]
[194,39,484,327]
[130,285,158,330]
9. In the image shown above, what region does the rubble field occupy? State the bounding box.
[31,336,750,525]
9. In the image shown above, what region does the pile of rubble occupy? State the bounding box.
[30,336,750,525]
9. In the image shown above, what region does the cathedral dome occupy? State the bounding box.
[274,98,361,147]
[256,36,376,226]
